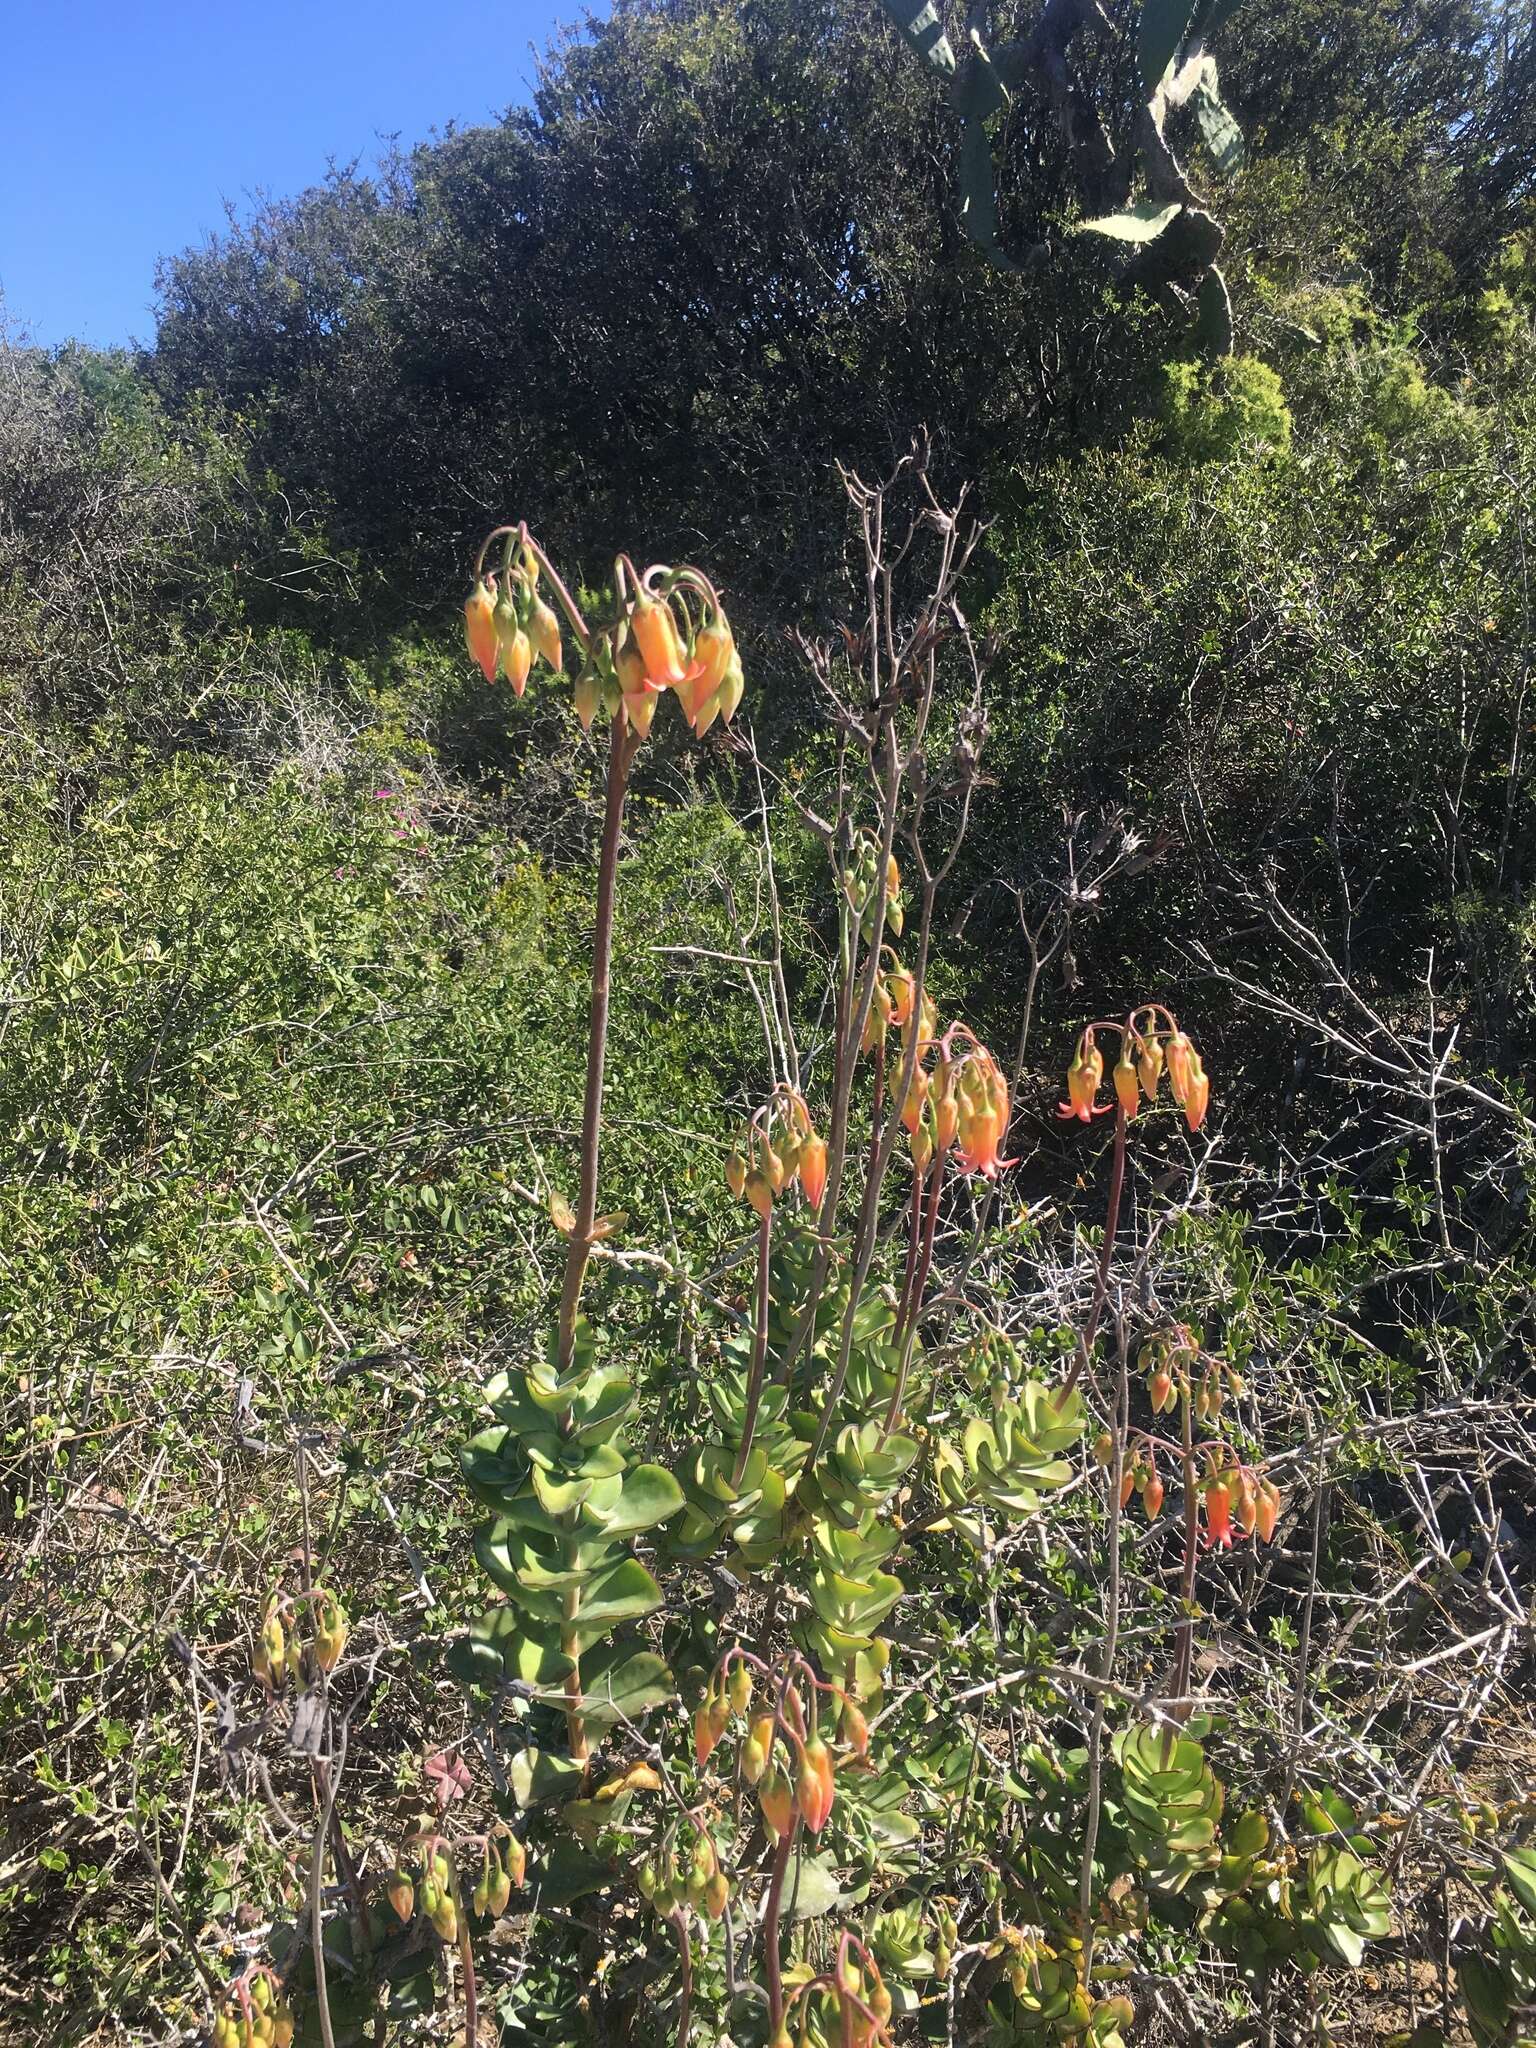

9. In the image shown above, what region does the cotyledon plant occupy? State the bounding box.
[451,525,742,1811]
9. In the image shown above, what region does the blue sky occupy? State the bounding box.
[0,0,585,350]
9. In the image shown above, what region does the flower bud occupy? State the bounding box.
[1137,1034,1164,1101]
[759,1766,795,1838]
[1063,1032,1103,1122]
[572,668,602,733]
[1255,1479,1281,1544]
[704,1869,729,1919]
[798,1133,828,1211]
[1183,1050,1210,1132]
[1204,1476,1234,1549]
[1143,1472,1164,1519]
[725,1151,748,1200]
[718,649,745,723]
[694,618,734,698]
[743,1714,774,1784]
[695,1694,728,1765]
[631,593,687,686]
[797,1736,836,1834]
[1165,1030,1195,1107]
[1113,1053,1140,1118]
[501,626,532,697]
[744,1168,774,1221]
[529,595,563,672]
[727,1662,753,1716]
[1093,1431,1115,1468]
[387,1868,415,1923]
[464,579,498,682]
[1149,1369,1175,1413]
[840,1697,869,1757]
[313,1591,347,1673]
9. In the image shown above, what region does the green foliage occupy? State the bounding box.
[1156,350,1292,460]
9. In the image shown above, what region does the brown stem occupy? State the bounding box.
[1063,1104,1128,1397]
[763,1820,799,2031]
[882,1151,944,1440]
[1172,1382,1199,1704]
[893,1166,924,1341]
[732,1209,774,1488]
[562,1577,590,1765]
[557,716,638,1372]
[866,1037,886,1192]
[673,1910,693,2048]
[455,1872,479,2048]
[1079,1314,1130,1986]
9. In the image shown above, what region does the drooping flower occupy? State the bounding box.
[464,578,498,682]
[953,1043,1012,1178]
[1165,1029,1196,1108]
[1203,1476,1234,1550]
[796,1735,836,1833]
[1113,1051,1140,1119]
[631,592,688,687]
[1182,1049,1211,1132]
[799,1132,828,1211]
[528,595,563,673]
[1060,1030,1104,1122]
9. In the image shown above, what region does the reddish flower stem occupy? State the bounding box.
[557,716,639,1373]
[1063,1103,1127,1396]
[763,1819,800,2032]
[732,1208,774,1487]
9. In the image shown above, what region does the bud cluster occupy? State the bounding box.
[725,1088,828,1220]
[211,1967,295,2048]
[636,1824,731,1925]
[694,1650,868,1844]
[843,833,903,944]
[1061,1008,1209,1132]
[902,1022,1013,1180]
[463,528,744,746]
[250,1587,349,1692]
[463,544,563,697]
[766,1931,896,2048]
[861,947,926,1055]
[1201,1457,1282,1549]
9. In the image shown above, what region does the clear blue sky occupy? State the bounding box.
[0,0,587,351]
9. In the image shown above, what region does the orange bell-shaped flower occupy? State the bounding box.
[464,579,498,682]
[799,1132,828,1211]
[631,593,688,687]
[1061,1032,1104,1122]
[1113,1053,1140,1119]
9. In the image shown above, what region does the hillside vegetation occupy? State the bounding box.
[2,1,1534,2044]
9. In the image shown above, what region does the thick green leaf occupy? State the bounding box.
[1195,264,1234,354]
[1077,202,1182,245]
[958,113,1000,258]
[570,1556,665,1649]
[509,1746,586,1808]
[878,0,956,77]
[575,1649,675,1729]
[777,1852,846,1920]
[596,1462,685,1538]
[1139,0,1196,91]
[1503,1845,1536,1917]
[533,1837,613,1908]
[1193,58,1246,173]
[455,1606,568,1684]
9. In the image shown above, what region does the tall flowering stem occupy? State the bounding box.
[463,524,742,1372]
[557,713,642,1371]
